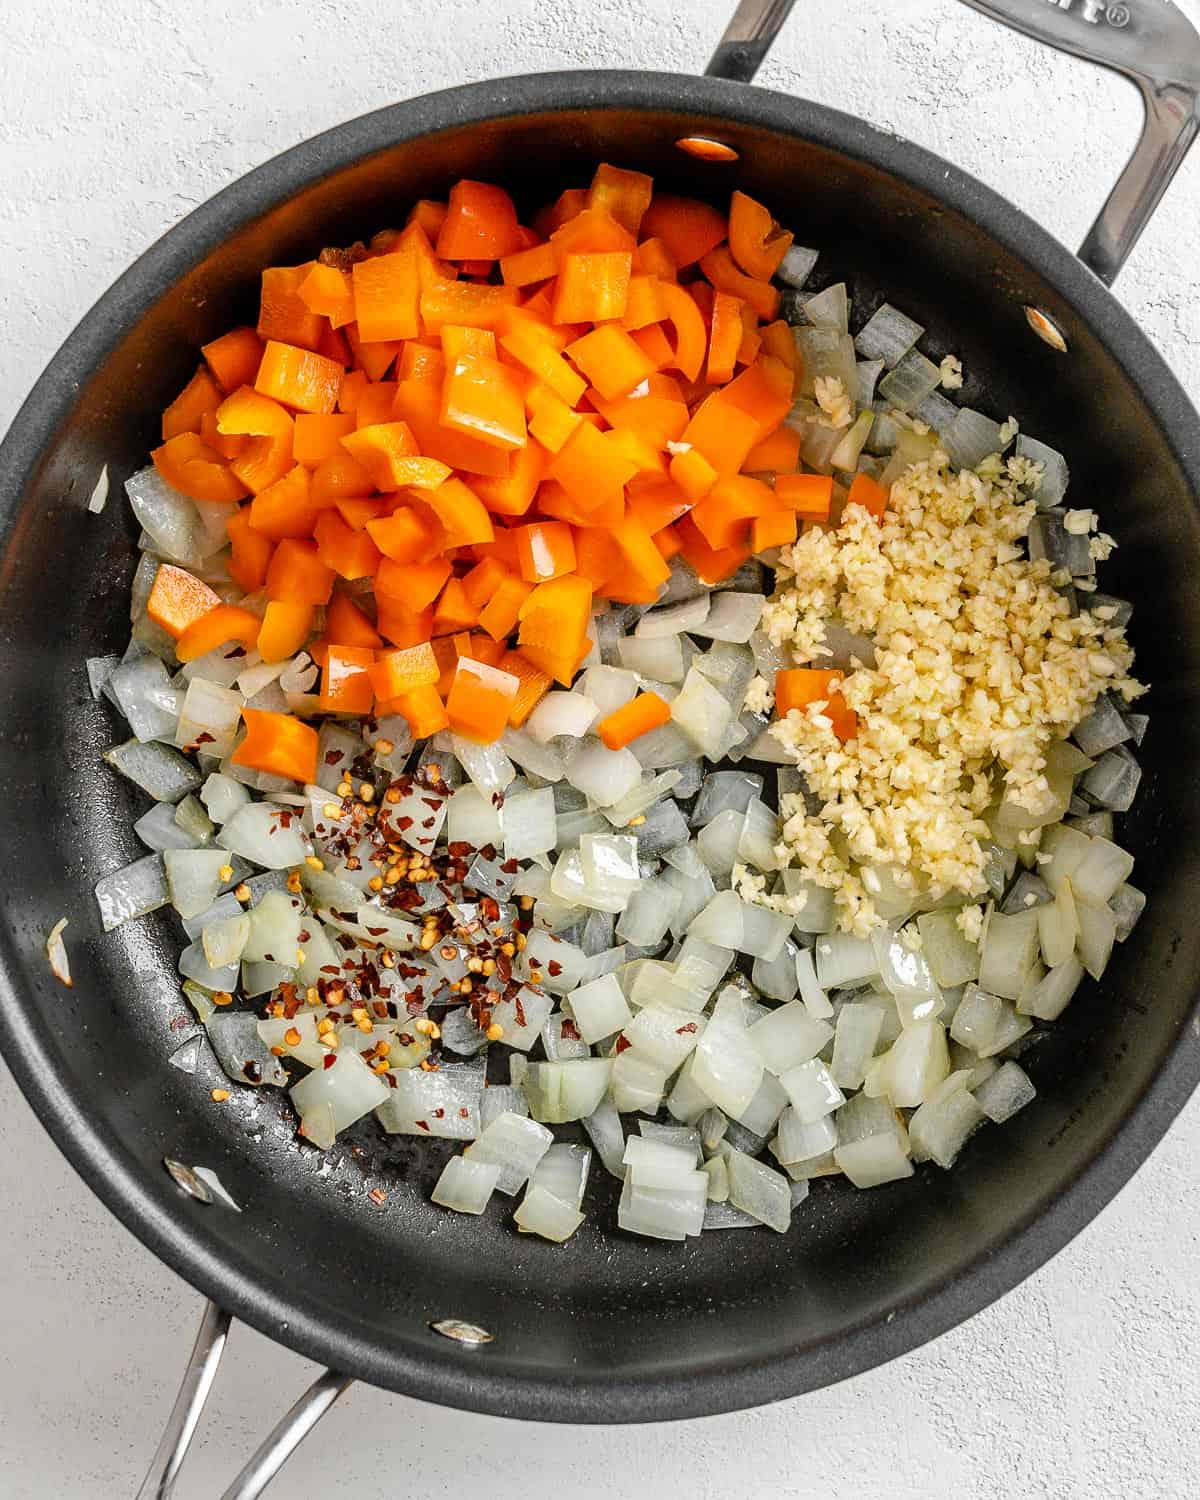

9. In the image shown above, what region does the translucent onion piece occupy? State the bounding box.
[134,801,202,853]
[615,881,681,947]
[948,983,1003,1054]
[690,591,765,644]
[915,910,981,988]
[480,1085,529,1132]
[207,1012,288,1088]
[1070,836,1135,905]
[522,1055,614,1126]
[725,1147,791,1232]
[108,654,179,743]
[777,244,819,288]
[377,1068,484,1141]
[878,1019,950,1108]
[610,1049,671,1114]
[1015,433,1069,507]
[582,1098,626,1180]
[829,1002,885,1089]
[773,1108,837,1166]
[451,736,515,799]
[432,1155,501,1214]
[814,933,879,989]
[618,1172,706,1241]
[290,1049,390,1138]
[490,986,554,1052]
[697,809,745,878]
[514,1184,585,1242]
[978,908,1040,1000]
[635,596,711,639]
[854,302,923,367]
[217,803,312,869]
[564,740,643,806]
[669,667,734,759]
[747,1001,832,1075]
[201,772,252,826]
[95,853,169,931]
[104,738,203,803]
[616,633,684,682]
[877,350,941,413]
[502,728,566,782]
[526,690,600,743]
[46,916,72,986]
[125,467,212,564]
[909,1077,985,1169]
[974,1060,1036,1123]
[802,282,849,333]
[1075,894,1117,979]
[834,1133,914,1189]
[445,783,504,849]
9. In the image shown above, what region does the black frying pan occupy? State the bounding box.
[2,2,1200,1495]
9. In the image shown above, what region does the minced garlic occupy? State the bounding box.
[813,374,853,429]
[761,450,1143,935]
[744,674,775,714]
[939,354,964,390]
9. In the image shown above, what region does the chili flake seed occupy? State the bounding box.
[213,990,234,1007]
[336,780,353,798]
[218,863,234,881]
[529,969,544,985]
[323,802,343,820]
[317,1018,334,1036]
[486,1023,504,1042]
[518,895,534,910]
[419,930,438,950]
[234,883,251,903]
[359,783,375,803]
[385,787,401,804]
[380,950,395,968]
[368,876,384,892]
[368,1188,388,1205]
[305,855,325,871]
[375,738,394,756]
[286,871,302,894]
[356,1017,373,1033]
[210,1088,230,1103]
[515,933,527,951]
[284,1027,302,1047]
[628,815,647,827]
[269,1045,285,1057]
[305,986,320,1004]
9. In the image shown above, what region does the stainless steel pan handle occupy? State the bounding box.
[136,1299,352,1500]
[706,0,1200,285]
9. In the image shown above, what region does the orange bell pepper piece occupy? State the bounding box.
[845,471,890,523]
[586,163,654,236]
[550,207,636,256]
[313,509,381,580]
[526,383,585,454]
[595,380,688,449]
[441,324,496,362]
[375,557,453,611]
[752,509,797,551]
[691,475,777,550]
[706,292,745,384]
[441,353,527,451]
[198,407,249,461]
[338,369,370,414]
[162,366,222,441]
[319,645,376,715]
[596,691,671,750]
[640,194,727,268]
[298,263,356,328]
[318,322,352,367]
[425,477,495,547]
[498,325,586,406]
[258,264,324,351]
[352,245,421,342]
[632,237,677,281]
[146,564,222,639]
[226,506,275,594]
[470,439,546,518]
[552,252,632,324]
[476,574,533,640]
[459,556,512,611]
[533,188,589,238]
[429,578,477,637]
[265,538,336,605]
[231,708,318,784]
[631,322,675,372]
[345,327,403,383]
[675,513,751,585]
[499,241,560,287]
[618,275,667,332]
[202,327,265,393]
[654,522,684,562]
[758,318,797,371]
[498,650,552,727]
[699,245,780,321]
[293,412,356,467]
[436,180,522,261]
[310,451,376,507]
[737,303,762,366]
[392,374,509,477]
[420,276,520,334]
[335,495,390,529]
[395,682,449,739]
[366,505,442,564]
[774,473,834,521]
[564,324,656,401]
[151,433,247,504]
[744,425,801,473]
[376,600,435,648]
[408,199,448,239]
[218,387,295,496]
[325,591,383,649]
[657,281,708,384]
[776,667,857,740]
[612,516,671,589]
[352,381,401,428]
[516,574,593,680]
[573,528,622,590]
[727,190,794,281]
[336,421,416,488]
[669,446,719,502]
[548,422,638,514]
[370,642,439,701]
[681,395,764,479]
[175,604,263,663]
[446,656,520,743]
[257,600,315,663]
[625,476,691,534]
[248,464,323,540]
[716,354,794,435]
[255,340,343,415]
[514,520,577,583]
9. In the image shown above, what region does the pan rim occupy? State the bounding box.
[1,66,1199,1422]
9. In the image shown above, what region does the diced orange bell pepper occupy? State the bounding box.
[595,380,688,450]
[657,281,708,384]
[535,480,618,531]
[151,432,247,504]
[310,451,376,507]
[552,252,632,324]
[699,245,780,322]
[612,516,671,589]
[231,708,318,784]
[525,383,585,454]
[736,303,762,366]
[674,512,751,585]
[728,190,794,281]
[744,425,801,473]
[715,354,795,437]
[476,574,533,640]
[759,318,797,371]
[257,600,315,663]
[336,421,415,488]
[146,564,222,639]
[431,577,480,635]
[533,188,589,239]
[420,277,520,334]
[457,632,507,668]
[175,604,263,663]
[425,477,495,547]
[397,342,444,384]
[596,691,671,750]
[218,387,296,496]
[564,324,656,401]
[513,521,576,583]
[550,207,636,256]
[366,505,442,564]
[352,381,401,428]
[162,366,222,441]
[774,473,834,521]
[690,280,715,326]
[498,650,552,726]
[297,263,356,328]
[752,509,797,552]
[706,291,746,384]
[395,681,449,739]
[375,556,453,611]
[441,353,527,451]
[255,340,343,415]
[202,327,265,394]
[441,325,496,363]
[632,237,677,281]
[459,556,511,611]
[681,393,764,479]
[248,464,323,540]
[669,446,719,502]
[198,407,249,461]
[499,240,560,287]
[548,422,638,514]
[335,495,390,529]
[376,600,435,648]
[498,325,586,406]
[625,476,691,534]
[845,471,890,522]
[446,656,520,743]
[630,322,675,372]
[516,574,593,680]
[691,475,777,550]
[258,265,324,351]
[392,374,509,477]
[226,506,275,593]
[319,645,375,715]
[293,412,356,467]
[573,528,622,590]
[325,591,383,649]
[586,163,654,236]
[265,538,336,605]
[654,522,683,562]
[408,199,448,239]
[313,509,381,580]
[346,326,404,383]
[352,245,421,342]
[436,180,522,261]
[370,642,439,701]
[338,369,370,414]
[776,667,857,740]
[318,323,352,367]
[470,440,547,518]
[640,194,727,267]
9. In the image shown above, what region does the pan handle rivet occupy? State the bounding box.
[163,1157,214,1204]
[429,1318,494,1346]
[675,135,739,162]
[1024,306,1069,353]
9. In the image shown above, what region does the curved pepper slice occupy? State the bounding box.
[151,433,247,504]
[174,604,263,663]
[231,708,318,784]
[727,190,794,281]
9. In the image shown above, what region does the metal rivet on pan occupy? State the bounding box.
[1024,306,1069,353]
[429,1319,494,1346]
[675,135,739,162]
[164,1157,214,1203]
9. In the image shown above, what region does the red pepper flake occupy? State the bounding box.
[421,816,435,829]
[368,1187,387,1206]
[421,796,443,811]
[194,730,215,746]
[447,841,472,859]
[433,1107,446,1119]
[615,1034,632,1053]
[397,815,414,831]
[459,1107,469,1118]
[366,925,387,937]
[225,645,248,659]
[547,960,563,978]
[372,1001,389,1019]
[675,1022,698,1034]
[169,1014,191,1031]
[514,995,527,1028]
[500,858,520,875]
[560,1018,581,1041]
[323,1054,337,1070]
[415,1119,430,1131]
[324,750,345,766]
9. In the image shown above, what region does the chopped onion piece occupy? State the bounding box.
[854,303,923,367]
[829,1002,885,1089]
[777,243,819,287]
[876,1019,949,1108]
[576,665,640,717]
[617,633,684,682]
[95,853,169,931]
[803,282,849,332]
[164,848,230,920]
[1075,894,1117,979]
[774,1108,837,1166]
[618,1172,706,1240]
[523,1058,612,1123]
[974,1060,1036,1123]
[669,667,734,758]
[725,1147,791,1232]
[291,1050,389,1138]
[527,690,600,743]
[794,946,834,1019]
[915,910,980,987]
[779,1058,844,1123]
[582,1098,626,1179]
[104,738,202,803]
[690,591,765,644]
[564,740,642,806]
[432,1156,501,1215]
[878,350,941,413]
[1070,836,1135,905]
[635,595,711,638]
[611,1048,671,1114]
[814,933,879,989]
[46,917,72,986]
[909,1077,985,1168]
[217,803,312,869]
[201,772,252,826]
[514,1184,584,1242]
[490,986,554,1052]
[451,736,515,799]
[748,1001,832,1075]
[977,908,1040,1000]
[377,1068,483,1140]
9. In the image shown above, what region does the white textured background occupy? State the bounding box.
[2,2,1199,1496]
